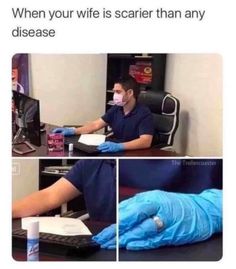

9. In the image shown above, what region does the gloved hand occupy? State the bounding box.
[92,224,116,249]
[97,142,124,153]
[51,127,76,136]
[93,189,222,250]
[118,189,222,250]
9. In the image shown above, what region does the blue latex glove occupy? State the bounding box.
[93,224,116,249]
[51,127,75,136]
[94,189,222,250]
[97,142,124,153]
[118,189,222,250]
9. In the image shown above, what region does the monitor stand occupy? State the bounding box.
[12,127,36,155]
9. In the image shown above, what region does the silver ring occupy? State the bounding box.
[153,216,164,230]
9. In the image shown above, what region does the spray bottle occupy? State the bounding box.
[27,220,39,261]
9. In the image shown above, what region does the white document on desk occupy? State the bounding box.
[22,217,92,236]
[78,134,106,146]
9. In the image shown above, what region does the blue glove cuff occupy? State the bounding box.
[118,143,125,151]
[67,127,76,136]
[195,189,222,233]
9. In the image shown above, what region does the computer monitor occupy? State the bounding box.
[12,90,41,154]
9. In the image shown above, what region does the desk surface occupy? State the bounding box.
[119,233,222,261]
[12,219,116,261]
[12,220,222,262]
[12,124,180,157]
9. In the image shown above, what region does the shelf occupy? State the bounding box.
[41,171,68,177]
[108,54,153,61]
[134,55,153,59]
[108,54,137,60]
[107,101,115,106]
[41,165,72,177]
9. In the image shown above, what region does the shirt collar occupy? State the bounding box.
[119,103,139,117]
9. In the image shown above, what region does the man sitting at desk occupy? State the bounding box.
[52,76,154,153]
[12,160,116,223]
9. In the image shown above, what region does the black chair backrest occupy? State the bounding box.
[138,91,180,147]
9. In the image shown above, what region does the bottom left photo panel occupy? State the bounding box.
[12,158,117,261]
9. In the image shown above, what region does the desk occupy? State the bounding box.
[12,219,116,261]
[12,124,180,157]
[119,233,222,261]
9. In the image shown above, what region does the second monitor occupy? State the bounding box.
[12,90,41,154]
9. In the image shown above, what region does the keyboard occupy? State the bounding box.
[64,136,99,154]
[12,228,100,257]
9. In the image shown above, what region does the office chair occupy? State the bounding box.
[138,91,180,148]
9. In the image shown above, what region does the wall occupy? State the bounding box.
[30,54,107,126]
[165,54,222,156]
[12,159,39,201]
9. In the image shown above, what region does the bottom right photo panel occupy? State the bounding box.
[118,159,222,261]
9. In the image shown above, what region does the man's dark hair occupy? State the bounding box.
[114,75,140,100]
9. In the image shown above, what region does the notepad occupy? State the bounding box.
[78,134,106,146]
[22,217,92,236]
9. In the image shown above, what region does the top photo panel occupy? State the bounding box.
[12,53,222,157]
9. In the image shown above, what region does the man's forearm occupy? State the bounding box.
[122,135,152,151]
[12,190,55,218]
[75,123,99,135]
[12,178,81,219]
[75,119,107,135]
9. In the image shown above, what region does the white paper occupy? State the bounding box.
[22,217,92,236]
[78,134,106,146]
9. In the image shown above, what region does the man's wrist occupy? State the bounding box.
[119,143,125,151]
[74,127,79,135]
